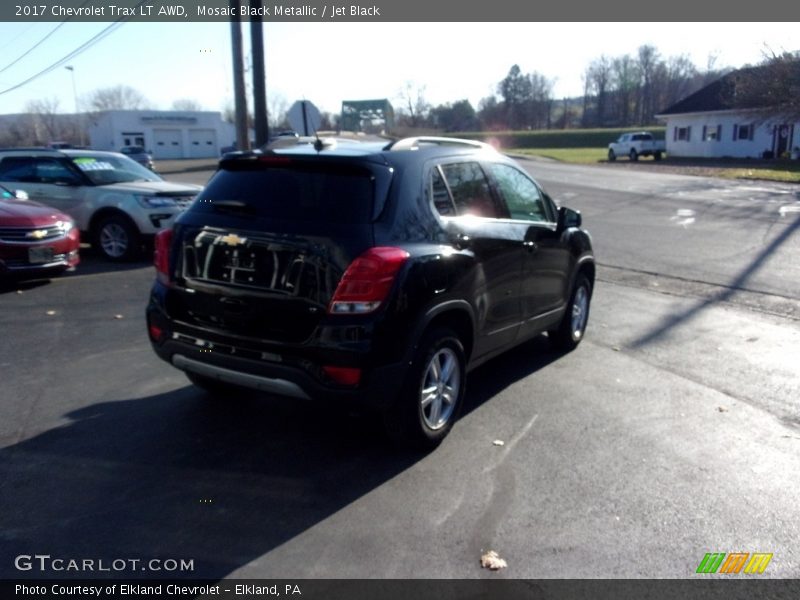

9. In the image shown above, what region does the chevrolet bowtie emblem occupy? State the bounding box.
[219,233,246,246]
[26,230,49,240]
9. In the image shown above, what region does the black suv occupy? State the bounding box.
[146,137,594,448]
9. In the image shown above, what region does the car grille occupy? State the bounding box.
[0,225,66,244]
[2,252,70,269]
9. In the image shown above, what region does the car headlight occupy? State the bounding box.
[135,195,177,208]
[56,220,75,233]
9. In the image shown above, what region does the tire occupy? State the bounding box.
[549,274,592,352]
[607,149,616,162]
[94,214,142,261]
[384,328,466,450]
[629,149,639,161]
[654,151,663,161]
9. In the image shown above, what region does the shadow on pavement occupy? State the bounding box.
[631,213,800,348]
[0,386,419,579]
[0,334,564,580]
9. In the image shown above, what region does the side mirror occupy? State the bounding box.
[557,205,581,232]
[13,189,29,200]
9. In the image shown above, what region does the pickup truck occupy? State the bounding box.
[608,132,666,161]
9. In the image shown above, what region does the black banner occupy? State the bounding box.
[0,0,799,22]
[3,579,800,600]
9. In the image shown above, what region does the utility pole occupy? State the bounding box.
[229,1,250,152]
[65,66,85,146]
[250,0,268,146]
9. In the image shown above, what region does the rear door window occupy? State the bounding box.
[438,161,500,218]
[35,158,82,184]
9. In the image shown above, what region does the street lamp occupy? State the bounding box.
[65,66,84,146]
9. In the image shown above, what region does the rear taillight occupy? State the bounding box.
[148,323,164,343]
[328,247,410,315]
[322,366,362,386]
[154,228,174,285]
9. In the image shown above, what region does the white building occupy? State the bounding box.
[656,71,799,160]
[87,110,237,159]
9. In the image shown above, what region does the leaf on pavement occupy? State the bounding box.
[480,550,507,570]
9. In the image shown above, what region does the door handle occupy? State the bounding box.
[523,241,538,253]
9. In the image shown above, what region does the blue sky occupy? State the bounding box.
[0,22,797,116]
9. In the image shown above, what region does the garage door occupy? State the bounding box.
[153,129,183,159]
[188,129,218,158]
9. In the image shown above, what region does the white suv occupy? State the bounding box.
[0,149,201,260]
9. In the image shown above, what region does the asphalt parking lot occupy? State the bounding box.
[1,160,798,581]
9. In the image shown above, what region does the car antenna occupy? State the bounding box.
[313,126,323,152]
[298,99,323,152]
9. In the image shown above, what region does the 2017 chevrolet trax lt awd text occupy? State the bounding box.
[146,137,595,448]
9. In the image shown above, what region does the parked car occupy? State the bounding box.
[0,184,80,277]
[119,145,155,171]
[146,137,595,448]
[608,132,666,161]
[0,149,202,261]
[270,130,300,141]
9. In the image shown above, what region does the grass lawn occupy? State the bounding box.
[513,147,800,183]
[512,147,607,164]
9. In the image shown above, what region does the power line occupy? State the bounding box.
[0,23,38,55]
[0,22,70,75]
[0,21,124,95]
[0,0,92,74]
[0,0,149,97]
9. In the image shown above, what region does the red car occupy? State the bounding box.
[0,185,80,277]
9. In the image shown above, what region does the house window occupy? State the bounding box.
[703,125,722,142]
[734,124,754,141]
[675,126,691,142]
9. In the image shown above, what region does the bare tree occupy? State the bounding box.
[86,85,150,111]
[0,114,37,146]
[584,56,612,126]
[267,93,290,129]
[732,51,800,122]
[611,55,639,126]
[25,97,62,142]
[171,98,203,111]
[636,44,660,125]
[662,55,699,108]
[397,82,431,128]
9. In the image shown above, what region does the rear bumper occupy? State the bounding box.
[148,314,408,411]
[172,354,312,400]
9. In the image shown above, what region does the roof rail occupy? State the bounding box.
[383,136,492,152]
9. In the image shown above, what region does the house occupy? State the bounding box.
[86,110,237,159]
[656,69,799,159]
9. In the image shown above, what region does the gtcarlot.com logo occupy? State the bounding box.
[696,552,773,574]
[14,554,194,573]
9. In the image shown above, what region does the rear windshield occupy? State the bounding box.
[192,162,374,224]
